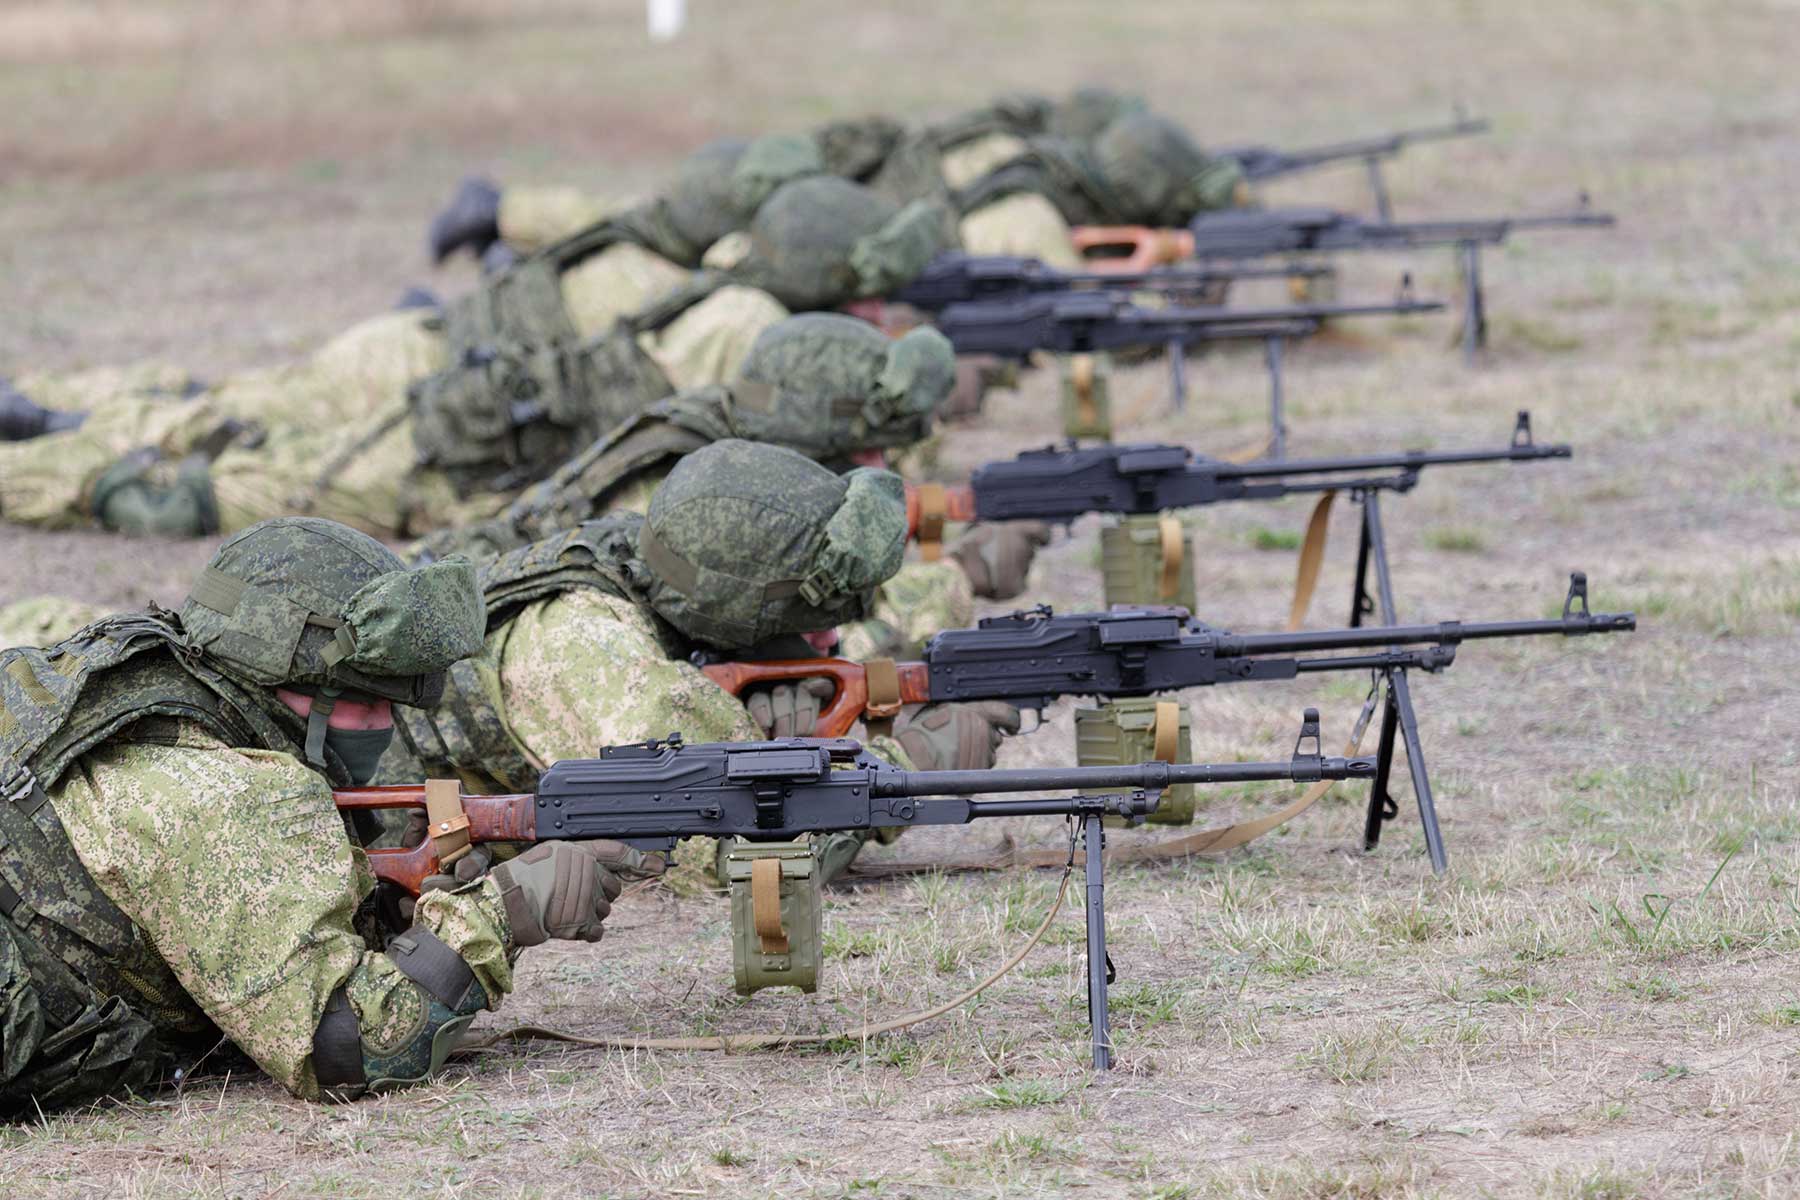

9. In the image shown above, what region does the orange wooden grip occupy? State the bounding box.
[904,483,977,540]
[334,787,535,896]
[1069,226,1197,273]
[699,659,934,737]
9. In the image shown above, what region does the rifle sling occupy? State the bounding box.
[424,778,472,869]
[1287,490,1337,631]
[450,865,1074,1056]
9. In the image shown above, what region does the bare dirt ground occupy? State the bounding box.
[3,2,1799,1196]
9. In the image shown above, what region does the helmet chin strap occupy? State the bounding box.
[304,687,341,769]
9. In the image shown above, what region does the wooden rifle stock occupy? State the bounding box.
[699,659,934,737]
[333,786,535,896]
[904,483,977,543]
[1069,226,1197,273]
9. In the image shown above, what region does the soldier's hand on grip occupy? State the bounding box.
[895,701,1021,771]
[745,677,837,739]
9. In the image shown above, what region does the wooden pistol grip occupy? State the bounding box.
[334,788,535,896]
[1070,226,1196,273]
[699,659,935,738]
[701,659,870,738]
[905,483,978,540]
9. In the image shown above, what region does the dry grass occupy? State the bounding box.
[5,1,1800,1196]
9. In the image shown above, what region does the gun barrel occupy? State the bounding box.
[875,757,1375,798]
[1224,612,1636,657]
[1231,117,1491,179]
[1219,441,1571,479]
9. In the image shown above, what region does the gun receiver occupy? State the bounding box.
[337,718,1369,1069]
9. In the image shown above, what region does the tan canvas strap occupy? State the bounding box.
[914,483,947,563]
[1287,490,1337,631]
[1151,701,1179,764]
[1157,516,1184,601]
[1069,354,1099,432]
[863,657,902,739]
[453,867,1074,1057]
[750,858,789,954]
[424,778,472,869]
[1220,434,1277,465]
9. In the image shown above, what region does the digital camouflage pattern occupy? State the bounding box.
[406,311,946,564]
[729,176,957,311]
[643,440,907,650]
[953,111,1244,228]
[179,517,485,708]
[42,725,513,1101]
[837,559,975,662]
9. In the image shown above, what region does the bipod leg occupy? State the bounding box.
[1348,495,1376,628]
[1264,335,1287,459]
[1459,239,1487,364]
[1365,154,1394,223]
[1389,667,1448,874]
[1166,336,1188,412]
[1362,675,1402,851]
[1082,812,1114,1070]
[1359,492,1450,873]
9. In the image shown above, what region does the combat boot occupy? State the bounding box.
[0,381,86,441]
[427,176,502,264]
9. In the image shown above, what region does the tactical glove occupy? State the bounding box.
[895,701,1021,772]
[949,522,1052,599]
[491,841,650,947]
[745,677,836,739]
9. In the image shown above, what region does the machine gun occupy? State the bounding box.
[337,719,1372,1069]
[1218,112,1491,218]
[888,251,1332,312]
[910,411,1565,526]
[933,285,1443,456]
[700,577,1636,874]
[1075,199,1614,361]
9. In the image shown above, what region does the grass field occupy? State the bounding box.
[3,2,1799,1196]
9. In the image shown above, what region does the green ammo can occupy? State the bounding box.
[1075,698,1198,826]
[1059,352,1113,441]
[1099,513,1197,612]
[726,840,822,995]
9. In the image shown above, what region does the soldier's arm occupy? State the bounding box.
[836,559,974,662]
[494,589,767,759]
[53,732,517,1101]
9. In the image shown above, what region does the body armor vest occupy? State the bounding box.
[0,613,311,1111]
[391,518,672,794]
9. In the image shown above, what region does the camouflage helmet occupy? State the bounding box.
[638,440,906,650]
[731,313,951,457]
[665,138,755,252]
[180,517,486,711]
[739,175,953,310]
[1048,87,1148,142]
[730,133,824,213]
[1092,112,1233,226]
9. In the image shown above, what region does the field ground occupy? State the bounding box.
[3,2,1799,1196]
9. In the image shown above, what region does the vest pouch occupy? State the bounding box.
[1059,353,1113,441]
[1075,699,1197,826]
[1099,514,1197,612]
[725,841,820,995]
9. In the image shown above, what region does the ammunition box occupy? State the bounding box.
[1059,352,1113,441]
[1099,514,1197,611]
[1076,699,1198,826]
[725,840,821,995]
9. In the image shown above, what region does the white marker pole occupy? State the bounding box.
[648,0,686,42]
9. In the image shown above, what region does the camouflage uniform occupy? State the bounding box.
[0,518,510,1113]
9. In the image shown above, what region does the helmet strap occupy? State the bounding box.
[304,687,340,769]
